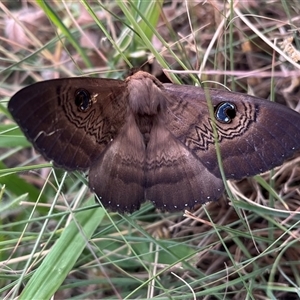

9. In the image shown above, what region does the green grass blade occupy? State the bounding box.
[36,1,92,70]
[19,198,105,299]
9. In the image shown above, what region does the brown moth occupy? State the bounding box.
[8,71,300,213]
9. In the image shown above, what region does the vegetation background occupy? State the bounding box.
[1,0,300,299]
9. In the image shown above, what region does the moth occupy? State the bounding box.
[8,71,300,213]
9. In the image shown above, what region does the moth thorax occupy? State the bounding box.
[128,77,166,115]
